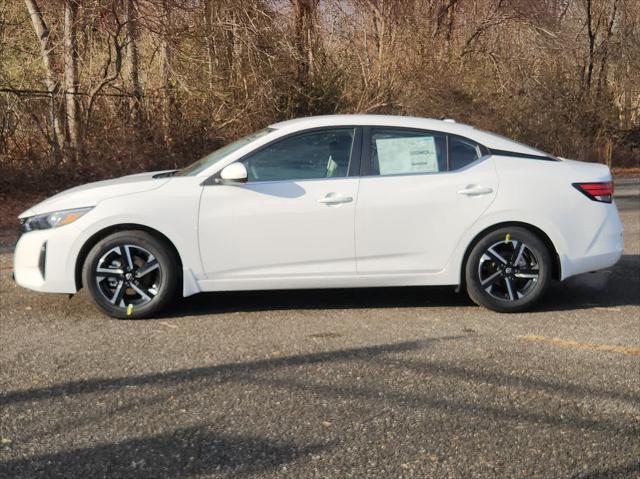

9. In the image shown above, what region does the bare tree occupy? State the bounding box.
[64,0,80,159]
[159,0,176,149]
[24,0,64,159]
[203,0,215,88]
[125,0,143,125]
[290,0,319,114]
[584,0,596,91]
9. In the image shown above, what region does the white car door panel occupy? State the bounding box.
[198,127,361,285]
[355,129,499,276]
[199,179,359,280]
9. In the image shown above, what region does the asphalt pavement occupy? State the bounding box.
[0,184,638,478]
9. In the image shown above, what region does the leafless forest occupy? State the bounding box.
[1,0,639,194]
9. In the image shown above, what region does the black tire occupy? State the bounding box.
[82,230,179,319]
[465,226,552,313]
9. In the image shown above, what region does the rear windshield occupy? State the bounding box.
[481,130,557,159]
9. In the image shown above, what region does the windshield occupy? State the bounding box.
[175,128,274,176]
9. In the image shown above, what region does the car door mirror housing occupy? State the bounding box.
[216,163,248,185]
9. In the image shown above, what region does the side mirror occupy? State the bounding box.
[216,163,248,185]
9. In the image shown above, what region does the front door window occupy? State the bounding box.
[240,128,356,182]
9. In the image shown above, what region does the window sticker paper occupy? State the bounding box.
[376,136,439,175]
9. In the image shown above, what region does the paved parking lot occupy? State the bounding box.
[1,193,638,478]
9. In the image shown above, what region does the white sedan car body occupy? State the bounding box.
[13,115,623,317]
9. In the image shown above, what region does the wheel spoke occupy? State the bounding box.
[130,283,154,301]
[110,280,126,305]
[121,245,134,269]
[486,247,508,264]
[515,268,539,279]
[511,241,526,265]
[480,270,502,286]
[135,260,159,279]
[504,277,516,301]
[96,268,123,278]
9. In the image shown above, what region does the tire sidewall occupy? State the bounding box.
[82,231,178,319]
[465,227,552,313]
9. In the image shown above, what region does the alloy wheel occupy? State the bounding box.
[477,239,540,302]
[94,244,161,308]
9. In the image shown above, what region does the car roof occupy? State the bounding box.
[269,115,547,156]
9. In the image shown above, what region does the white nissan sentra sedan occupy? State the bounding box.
[13,115,623,318]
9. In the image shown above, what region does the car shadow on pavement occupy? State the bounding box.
[3,337,638,477]
[540,253,639,312]
[162,254,639,318]
[2,337,637,436]
[167,285,470,318]
[0,426,328,479]
[0,339,449,406]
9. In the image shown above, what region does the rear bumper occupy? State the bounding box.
[560,204,624,279]
[561,250,623,279]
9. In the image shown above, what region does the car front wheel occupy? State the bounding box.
[465,227,552,313]
[82,230,179,319]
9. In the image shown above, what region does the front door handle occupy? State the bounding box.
[318,194,353,205]
[457,185,494,196]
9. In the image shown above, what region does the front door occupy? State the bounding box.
[198,127,361,288]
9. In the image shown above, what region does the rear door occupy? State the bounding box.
[355,127,499,275]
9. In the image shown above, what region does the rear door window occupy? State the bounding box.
[368,128,447,176]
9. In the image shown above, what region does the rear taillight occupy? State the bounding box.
[572,181,614,203]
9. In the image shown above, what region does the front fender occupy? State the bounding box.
[64,179,204,293]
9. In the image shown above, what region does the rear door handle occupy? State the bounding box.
[318,194,353,205]
[457,185,494,196]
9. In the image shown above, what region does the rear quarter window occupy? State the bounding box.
[449,137,482,170]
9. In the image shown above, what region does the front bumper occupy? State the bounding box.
[13,228,79,294]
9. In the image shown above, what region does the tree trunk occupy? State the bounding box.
[225,9,236,82]
[584,0,595,92]
[597,0,619,94]
[292,0,317,85]
[203,0,215,88]
[160,0,176,152]
[24,0,64,160]
[125,0,143,126]
[64,0,81,160]
[290,0,319,114]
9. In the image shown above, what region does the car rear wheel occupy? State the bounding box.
[465,227,552,313]
[82,231,179,319]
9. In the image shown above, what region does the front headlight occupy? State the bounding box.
[20,207,93,233]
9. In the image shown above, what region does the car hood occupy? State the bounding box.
[19,171,173,218]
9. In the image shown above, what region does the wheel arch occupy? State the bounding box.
[74,223,184,290]
[460,221,561,287]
